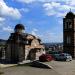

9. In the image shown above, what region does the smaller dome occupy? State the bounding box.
[66,11,75,18]
[15,24,25,30]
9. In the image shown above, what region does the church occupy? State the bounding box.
[63,11,75,58]
[5,24,45,63]
[2,11,75,64]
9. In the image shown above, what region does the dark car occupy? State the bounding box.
[39,54,54,62]
[54,54,66,61]
[47,51,62,58]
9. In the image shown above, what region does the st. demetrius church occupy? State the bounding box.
[5,24,45,63]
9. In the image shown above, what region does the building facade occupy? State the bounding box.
[63,11,75,58]
[5,24,45,63]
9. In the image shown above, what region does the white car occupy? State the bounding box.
[61,53,72,61]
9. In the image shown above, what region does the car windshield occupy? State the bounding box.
[62,53,71,56]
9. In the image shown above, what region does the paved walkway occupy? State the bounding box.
[1,60,75,75]
[0,64,17,68]
[1,66,60,75]
[45,60,75,75]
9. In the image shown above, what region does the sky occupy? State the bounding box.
[0,0,75,43]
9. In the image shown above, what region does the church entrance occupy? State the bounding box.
[28,48,44,60]
[28,49,36,60]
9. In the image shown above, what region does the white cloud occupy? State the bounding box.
[0,17,5,22]
[15,0,35,4]
[43,1,75,17]
[70,0,75,5]
[31,31,37,36]
[65,0,75,6]
[43,2,60,16]
[19,8,29,13]
[59,5,75,11]
[31,28,39,37]
[14,0,75,7]
[0,0,21,19]
[3,26,13,32]
[39,31,63,43]
[14,0,75,17]
[43,3,53,10]
[56,12,67,17]
[33,28,38,32]
[0,17,5,27]
[51,2,61,7]
[14,0,71,4]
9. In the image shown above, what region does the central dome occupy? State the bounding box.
[15,24,25,30]
[14,24,25,33]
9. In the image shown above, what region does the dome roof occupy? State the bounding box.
[15,24,25,30]
[66,11,75,18]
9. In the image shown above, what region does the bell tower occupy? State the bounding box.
[63,11,75,58]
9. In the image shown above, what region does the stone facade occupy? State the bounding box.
[5,24,45,63]
[63,11,75,58]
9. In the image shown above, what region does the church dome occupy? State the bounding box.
[15,24,25,30]
[66,11,75,18]
[14,24,25,33]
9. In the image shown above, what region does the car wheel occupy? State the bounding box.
[66,59,70,62]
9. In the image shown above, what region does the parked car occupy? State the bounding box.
[54,53,72,61]
[39,54,54,62]
[61,53,72,61]
[47,51,62,58]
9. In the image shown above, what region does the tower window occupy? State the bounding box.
[69,22,72,28]
[65,19,72,29]
[64,23,67,29]
[66,36,71,44]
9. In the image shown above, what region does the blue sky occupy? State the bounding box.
[0,0,75,43]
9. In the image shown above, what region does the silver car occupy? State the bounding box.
[61,53,72,61]
[54,53,72,61]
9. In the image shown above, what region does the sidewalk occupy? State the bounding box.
[45,60,75,75]
[0,64,17,68]
[0,60,31,68]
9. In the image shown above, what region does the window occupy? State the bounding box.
[65,22,67,29]
[66,36,71,44]
[65,19,72,29]
[69,22,72,28]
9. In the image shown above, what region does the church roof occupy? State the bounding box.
[65,11,75,18]
[14,24,25,30]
